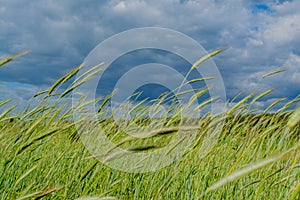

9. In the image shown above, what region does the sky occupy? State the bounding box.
[0,0,300,112]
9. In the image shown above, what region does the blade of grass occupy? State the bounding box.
[287,106,300,128]
[16,185,64,200]
[290,181,300,200]
[14,164,39,188]
[191,47,228,70]
[0,51,29,67]
[262,68,286,79]
[206,141,300,193]
[47,64,85,95]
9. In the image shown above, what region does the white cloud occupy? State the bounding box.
[113,1,126,12]
[284,54,300,84]
[262,14,300,47]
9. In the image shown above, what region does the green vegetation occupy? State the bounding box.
[0,52,299,199]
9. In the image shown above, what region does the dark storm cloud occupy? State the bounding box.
[0,0,299,109]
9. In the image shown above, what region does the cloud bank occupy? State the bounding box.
[0,0,299,110]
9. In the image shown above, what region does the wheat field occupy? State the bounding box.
[0,52,299,200]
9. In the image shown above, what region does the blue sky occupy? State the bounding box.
[0,0,300,111]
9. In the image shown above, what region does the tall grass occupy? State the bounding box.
[0,52,299,199]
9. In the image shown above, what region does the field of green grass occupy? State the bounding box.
[0,53,299,199]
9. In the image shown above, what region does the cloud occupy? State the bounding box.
[0,0,299,110]
[0,81,41,113]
